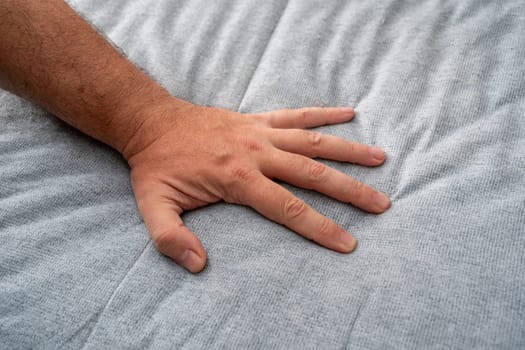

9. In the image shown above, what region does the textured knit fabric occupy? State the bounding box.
[1,0,524,349]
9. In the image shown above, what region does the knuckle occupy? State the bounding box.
[239,136,265,152]
[299,109,309,123]
[222,166,257,203]
[318,217,333,237]
[348,181,365,202]
[308,162,327,182]
[230,166,256,183]
[306,130,322,147]
[153,230,176,252]
[283,198,307,220]
[253,113,271,126]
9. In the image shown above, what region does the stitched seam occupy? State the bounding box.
[236,0,290,112]
[341,288,372,350]
[79,240,152,350]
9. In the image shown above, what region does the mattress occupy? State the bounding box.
[1,0,524,348]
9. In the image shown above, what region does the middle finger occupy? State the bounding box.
[261,150,391,214]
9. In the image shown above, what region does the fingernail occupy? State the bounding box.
[179,249,203,273]
[369,147,386,161]
[340,233,357,252]
[373,192,391,211]
[340,107,355,118]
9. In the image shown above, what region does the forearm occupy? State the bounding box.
[0,0,176,154]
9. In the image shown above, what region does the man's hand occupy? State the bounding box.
[126,103,390,272]
[0,0,390,273]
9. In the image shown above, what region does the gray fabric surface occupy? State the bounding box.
[1,0,524,348]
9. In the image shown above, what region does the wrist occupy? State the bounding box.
[119,95,196,162]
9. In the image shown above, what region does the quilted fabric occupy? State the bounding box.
[1,0,524,348]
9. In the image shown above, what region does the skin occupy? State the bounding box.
[0,0,391,273]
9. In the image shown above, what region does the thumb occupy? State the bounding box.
[134,183,207,273]
[151,220,207,273]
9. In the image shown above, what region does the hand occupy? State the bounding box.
[126,101,391,273]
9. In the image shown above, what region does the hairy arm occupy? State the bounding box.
[0,0,172,154]
[0,0,390,273]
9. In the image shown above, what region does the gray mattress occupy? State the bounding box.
[1,0,524,349]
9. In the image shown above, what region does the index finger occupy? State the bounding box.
[239,175,357,253]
